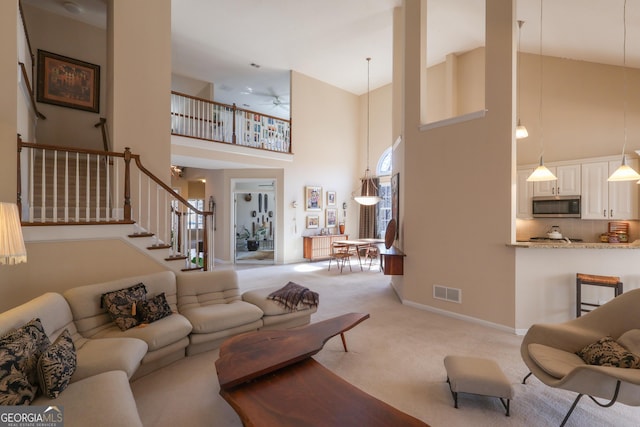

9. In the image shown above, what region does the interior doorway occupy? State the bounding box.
[232,179,276,264]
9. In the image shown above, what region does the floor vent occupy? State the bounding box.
[433,285,462,303]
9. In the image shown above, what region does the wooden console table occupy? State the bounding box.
[379,246,405,275]
[303,234,348,261]
[215,313,428,427]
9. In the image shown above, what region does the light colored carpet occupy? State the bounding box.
[130,261,639,426]
[235,250,274,261]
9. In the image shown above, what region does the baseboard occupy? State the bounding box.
[401,298,517,335]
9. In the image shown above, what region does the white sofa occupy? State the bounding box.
[0,269,318,426]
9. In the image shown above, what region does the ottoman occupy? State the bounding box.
[443,355,514,416]
[242,286,318,330]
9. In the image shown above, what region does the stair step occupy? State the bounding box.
[165,255,187,261]
[128,233,154,238]
[147,244,171,250]
[181,265,204,272]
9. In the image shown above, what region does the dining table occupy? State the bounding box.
[333,238,384,271]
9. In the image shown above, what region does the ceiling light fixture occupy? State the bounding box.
[354,57,381,206]
[62,1,83,14]
[527,0,557,182]
[609,0,640,182]
[516,20,529,139]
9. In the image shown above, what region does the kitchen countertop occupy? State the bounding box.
[510,240,640,249]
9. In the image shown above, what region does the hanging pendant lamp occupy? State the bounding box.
[516,20,529,139]
[527,0,556,182]
[608,0,640,182]
[355,57,381,205]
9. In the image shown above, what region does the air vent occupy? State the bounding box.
[433,285,462,303]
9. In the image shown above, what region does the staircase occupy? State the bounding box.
[18,138,214,271]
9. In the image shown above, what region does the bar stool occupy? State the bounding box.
[576,273,623,317]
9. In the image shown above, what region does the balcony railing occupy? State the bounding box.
[170,91,291,154]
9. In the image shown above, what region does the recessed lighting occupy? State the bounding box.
[250,63,261,69]
[62,1,83,14]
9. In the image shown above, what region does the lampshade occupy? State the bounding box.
[0,202,27,265]
[609,155,640,181]
[527,156,557,182]
[355,57,380,206]
[354,169,381,205]
[516,120,529,139]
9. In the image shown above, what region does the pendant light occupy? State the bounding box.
[527,0,557,182]
[609,0,640,181]
[355,57,381,205]
[516,20,529,139]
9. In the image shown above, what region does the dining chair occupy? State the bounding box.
[328,242,353,273]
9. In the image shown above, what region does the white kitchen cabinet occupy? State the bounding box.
[533,164,581,196]
[517,168,534,219]
[581,160,639,220]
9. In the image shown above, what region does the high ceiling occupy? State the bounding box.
[22,0,640,119]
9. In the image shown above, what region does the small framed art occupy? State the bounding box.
[325,208,337,227]
[305,186,322,211]
[326,191,336,207]
[306,215,319,229]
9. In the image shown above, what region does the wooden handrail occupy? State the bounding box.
[19,62,46,120]
[94,117,110,152]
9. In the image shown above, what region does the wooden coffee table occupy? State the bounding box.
[215,313,429,427]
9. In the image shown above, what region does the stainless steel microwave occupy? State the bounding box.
[532,196,581,218]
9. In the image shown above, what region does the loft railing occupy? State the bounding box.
[170,91,292,154]
[17,136,214,271]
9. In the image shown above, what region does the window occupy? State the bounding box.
[375,147,392,238]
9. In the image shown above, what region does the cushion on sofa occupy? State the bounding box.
[618,329,640,356]
[102,283,147,331]
[73,337,147,381]
[95,313,192,352]
[137,292,173,324]
[32,370,143,427]
[0,318,50,404]
[528,343,586,378]
[37,329,76,398]
[180,300,263,334]
[176,270,242,312]
[576,336,640,368]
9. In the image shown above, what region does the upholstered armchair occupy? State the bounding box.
[521,287,640,426]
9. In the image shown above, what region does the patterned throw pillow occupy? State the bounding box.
[576,336,640,368]
[137,293,173,324]
[0,318,50,405]
[102,283,147,331]
[37,329,77,399]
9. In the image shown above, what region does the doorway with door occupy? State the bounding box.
[233,179,276,264]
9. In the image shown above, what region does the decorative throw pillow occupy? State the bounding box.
[137,293,173,324]
[576,336,640,368]
[102,283,147,331]
[0,318,50,404]
[37,329,76,399]
[617,329,640,356]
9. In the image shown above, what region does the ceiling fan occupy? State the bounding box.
[241,87,289,112]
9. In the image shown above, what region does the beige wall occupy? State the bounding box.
[21,5,107,150]
[0,1,18,202]
[517,53,640,164]
[108,0,171,182]
[0,239,166,312]
[400,0,516,329]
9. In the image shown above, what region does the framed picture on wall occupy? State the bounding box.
[305,186,322,211]
[37,50,100,113]
[306,215,319,229]
[326,191,336,207]
[325,208,337,227]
